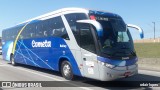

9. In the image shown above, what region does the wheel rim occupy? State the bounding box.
[63,64,71,76]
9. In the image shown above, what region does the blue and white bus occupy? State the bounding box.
[2,8,143,81]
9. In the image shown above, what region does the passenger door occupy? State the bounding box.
[79,23,100,79]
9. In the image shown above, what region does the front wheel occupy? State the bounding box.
[61,61,73,80]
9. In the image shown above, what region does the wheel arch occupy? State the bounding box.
[58,55,82,76]
[58,56,70,72]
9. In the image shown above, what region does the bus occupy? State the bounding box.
[2,8,144,81]
[0,37,2,55]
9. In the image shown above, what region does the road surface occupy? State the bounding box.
[0,56,160,90]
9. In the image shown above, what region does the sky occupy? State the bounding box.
[0,0,160,40]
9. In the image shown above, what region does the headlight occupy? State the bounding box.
[105,63,115,68]
[98,61,115,68]
[101,62,105,65]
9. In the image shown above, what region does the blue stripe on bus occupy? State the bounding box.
[12,37,82,76]
[97,56,138,66]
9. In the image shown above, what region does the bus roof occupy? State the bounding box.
[3,7,120,30]
[19,8,89,24]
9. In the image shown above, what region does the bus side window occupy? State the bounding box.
[35,22,44,37]
[49,16,69,40]
[65,13,88,45]
[43,31,47,37]
[21,27,27,39]
[78,23,96,53]
[42,20,49,37]
[20,24,36,39]
[29,24,36,38]
[25,27,30,39]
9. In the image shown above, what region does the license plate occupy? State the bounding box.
[124,72,131,76]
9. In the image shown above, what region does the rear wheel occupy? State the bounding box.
[61,61,73,80]
[10,55,17,66]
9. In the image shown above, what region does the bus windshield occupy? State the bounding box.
[92,15,135,58]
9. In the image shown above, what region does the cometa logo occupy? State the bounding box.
[32,40,51,48]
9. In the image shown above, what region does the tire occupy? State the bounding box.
[61,61,73,80]
[10,55,17,66]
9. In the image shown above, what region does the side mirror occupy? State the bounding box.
[76,20,103,37]
[127,24,144,39]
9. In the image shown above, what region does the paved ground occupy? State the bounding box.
[138,58,160,72]
[0,56,160,90]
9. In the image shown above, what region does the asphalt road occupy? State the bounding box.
[0,56,160,90]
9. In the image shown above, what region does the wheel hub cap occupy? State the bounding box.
[63,64,71,76]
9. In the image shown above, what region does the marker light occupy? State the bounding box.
[90,15,96,20]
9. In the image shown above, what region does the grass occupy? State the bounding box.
[134,43,160,58]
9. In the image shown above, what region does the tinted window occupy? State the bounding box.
[65,13,88,44]
[11,28,18,40]
[35,22,45,37]
[3,26,22,41]
[65,13,96,53]
[48,16,69,39]
[20,22,43,39]
[32,16,69,39]
[2,30,6,41]
[78,23,96,53]
[20,16,69,40]
[25,24,36,38]
[29,24,36,38]
[3,16,69,41]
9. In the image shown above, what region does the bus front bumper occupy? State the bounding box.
[99,64,138,81]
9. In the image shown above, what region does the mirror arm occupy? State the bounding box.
[127,24,144,39]
[77,20,103,36]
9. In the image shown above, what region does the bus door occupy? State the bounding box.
[81,49,100,79]
[79,23,100,79]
